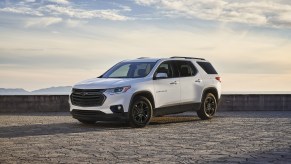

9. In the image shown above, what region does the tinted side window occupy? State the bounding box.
[175,61,198,77]
[170,61,179,78]
[155,62,173,78]
[197,62,218,74]
[155,61,179,78]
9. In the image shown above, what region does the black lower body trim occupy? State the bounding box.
[154,102,201,116]
[71,109,128,121]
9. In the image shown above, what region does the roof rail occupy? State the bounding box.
[137,57,149,59]
[170,56,205,60]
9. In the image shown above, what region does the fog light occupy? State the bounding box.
[110,105,124,113]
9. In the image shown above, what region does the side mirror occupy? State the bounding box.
[154,73,168,80]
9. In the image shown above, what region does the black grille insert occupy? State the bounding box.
[71,109,106,116]
[70,88,106,107]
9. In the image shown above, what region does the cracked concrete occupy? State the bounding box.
[0,111,291,163]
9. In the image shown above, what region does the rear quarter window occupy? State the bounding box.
[175,61,198,77]
[197,62,218,74]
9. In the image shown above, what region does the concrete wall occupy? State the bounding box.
[0,95,69,113]
[219,94,291,111]
[0,94,291,113]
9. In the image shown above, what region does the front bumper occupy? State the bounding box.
[69,91,132,121]
[71,109,128,121]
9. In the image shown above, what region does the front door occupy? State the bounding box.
[153,61,180,111]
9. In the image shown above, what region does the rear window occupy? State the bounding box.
[197,62,218,74]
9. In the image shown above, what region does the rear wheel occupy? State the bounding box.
[129,96,153,128]
[78,119,96,124]
[197,93,217,120]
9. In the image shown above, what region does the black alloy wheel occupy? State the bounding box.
[197,93,217,120]
[129,96,152,128]
[204,96,216,116]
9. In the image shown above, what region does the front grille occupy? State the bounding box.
[70,88,106,107]
[71,109,106,116]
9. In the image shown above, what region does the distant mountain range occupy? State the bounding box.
[0,86,72,95]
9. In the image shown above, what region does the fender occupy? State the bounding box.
[201,87,219,102]
[129,90,155,109]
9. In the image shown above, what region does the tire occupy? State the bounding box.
[78,119,96,124]
[129,96,153,128]
[197,93,217,120]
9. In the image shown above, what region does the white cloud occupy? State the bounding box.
[43,5,131,20]
[0,6,43,16]
[47,0,70,5]
[268,12,291,28]
[24,0,36,2]
[119,5,132,12]
[51,30,60,34]
[135,0,157,6]
[135,0,291,28]
[65,19,87,27]
[25,17,62,27]
[0,1,131,21]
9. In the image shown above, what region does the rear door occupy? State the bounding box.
[175,60,204,103]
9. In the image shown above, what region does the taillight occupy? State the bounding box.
[215,76,221,82]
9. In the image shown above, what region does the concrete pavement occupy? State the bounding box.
[0,111,291,163]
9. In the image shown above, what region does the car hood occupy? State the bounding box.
[73,78,138,89]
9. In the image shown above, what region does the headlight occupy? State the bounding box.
[105,86,131,95]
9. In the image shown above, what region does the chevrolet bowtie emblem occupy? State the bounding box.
[82,92,88,96]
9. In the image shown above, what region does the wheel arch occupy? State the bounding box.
[201,87,219,102]
[130,91,155,109]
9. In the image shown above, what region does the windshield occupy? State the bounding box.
[101,62,156,78]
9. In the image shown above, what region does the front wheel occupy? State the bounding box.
[197,93,217,120]
[129,96,153,128]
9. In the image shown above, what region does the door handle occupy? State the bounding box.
[170,81,178,85]
[195,79,202,83]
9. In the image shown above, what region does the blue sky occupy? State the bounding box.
[1,0,291,92]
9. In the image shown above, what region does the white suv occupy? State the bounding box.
[70,57,221,128]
